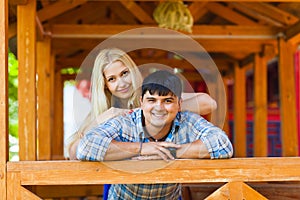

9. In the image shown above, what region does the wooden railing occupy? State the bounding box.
[6,157,300,199]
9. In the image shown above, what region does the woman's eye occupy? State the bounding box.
[122,70,129,76]
[107,77,115,82]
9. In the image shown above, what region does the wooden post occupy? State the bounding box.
[37,36,52,160]
[222,76,230,134]
[253,53,268,156]
[17,0,37,161]
[0,0,8,199]
[52,57,64,159]
[278,36,299,156]
[234,62,247,157]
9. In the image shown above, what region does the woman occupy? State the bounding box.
[68,47,217,159]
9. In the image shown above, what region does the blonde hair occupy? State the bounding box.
[66,48,143,157]
[90,48,142,119]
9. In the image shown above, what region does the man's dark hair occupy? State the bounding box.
[142,70,182,99]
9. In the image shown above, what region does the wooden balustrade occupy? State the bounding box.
[6,157,300,199]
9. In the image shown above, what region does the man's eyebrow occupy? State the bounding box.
[145,96,175,100]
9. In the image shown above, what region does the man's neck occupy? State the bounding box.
[143,124,172,141]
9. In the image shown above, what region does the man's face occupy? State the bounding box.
[140,91,181,130]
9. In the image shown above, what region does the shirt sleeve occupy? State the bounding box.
[76,119,121,161]
[193,117,233,159]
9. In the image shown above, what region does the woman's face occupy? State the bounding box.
[103,61,133,99]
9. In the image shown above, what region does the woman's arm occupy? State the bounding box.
[181,93,217,115]
[68,107,130,160]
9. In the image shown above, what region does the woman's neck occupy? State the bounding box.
[112,96,129,108]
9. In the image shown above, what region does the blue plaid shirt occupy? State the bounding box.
[77,109,233,199]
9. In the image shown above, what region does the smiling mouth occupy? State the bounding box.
[117,87,130,93]
[152,112,167,118]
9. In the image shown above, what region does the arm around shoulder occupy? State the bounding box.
[181,93,217,115]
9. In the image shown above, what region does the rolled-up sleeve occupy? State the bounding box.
[193,118,233,159]
[76,120,120,161]
[200,129,233,159]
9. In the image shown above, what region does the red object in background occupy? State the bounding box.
[76,80,91,100]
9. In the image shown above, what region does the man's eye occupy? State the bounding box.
[165,99,173,103]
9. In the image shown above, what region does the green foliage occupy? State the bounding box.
[8,51,19,160]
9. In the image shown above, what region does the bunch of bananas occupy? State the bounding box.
[153,1,194,33]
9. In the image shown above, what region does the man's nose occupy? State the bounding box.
[154,101,164,109]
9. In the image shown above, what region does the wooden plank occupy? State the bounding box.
[253,53,268,156]
[21,186,42,200]
[206,2,258,25]
[285,20,300,44]
[188,2,208,22]
[36,37,52,160]
[37,0,87,22]
[17,0,36,161]
[119,0,154,24]
[206,182,267,199]
[234,62,247,157]
[52,60,64,160]
[34,185,103,198]
[0,0,8,199]
[6,158,300,186]
[229,2,284,27]
[278,37,299,156]
[222,77,230,134]
[7,172,21,199]
[51,24,280,39]
[238,2,299,26]
[184,182,300,199]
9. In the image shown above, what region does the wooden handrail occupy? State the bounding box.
[7,157,300,185]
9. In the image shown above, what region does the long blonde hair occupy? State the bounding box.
[66,48,143,156]
[90,48,142,118]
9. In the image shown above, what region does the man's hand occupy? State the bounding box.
[134,142,181,161]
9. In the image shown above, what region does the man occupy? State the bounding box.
[77,70,233,199]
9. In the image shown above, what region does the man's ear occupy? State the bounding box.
[178,98,183,111]
[139,96,143,104]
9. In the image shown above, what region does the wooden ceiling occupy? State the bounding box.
[8,0,300,79]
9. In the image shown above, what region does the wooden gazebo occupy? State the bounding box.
[1,0,300,199]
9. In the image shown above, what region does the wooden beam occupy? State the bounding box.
[0,0,8,199]
[188,2,209,22]
[119,0,154,24]
[278,37,299,156]
[238,2,299,26]
[17,0,37,161]
[206,2,258,25]
[9,0,28,5]
[8,22,17,39]
[52,58,64,160]
[36,36,52,160]
[229,2,284,27]
[253,53,268,156]
[37,0,87,22]
[51,24,281,39]
[206,182,267,199]
[285,20,300,44]
[234,62,247,157]
[6,158,300,185]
